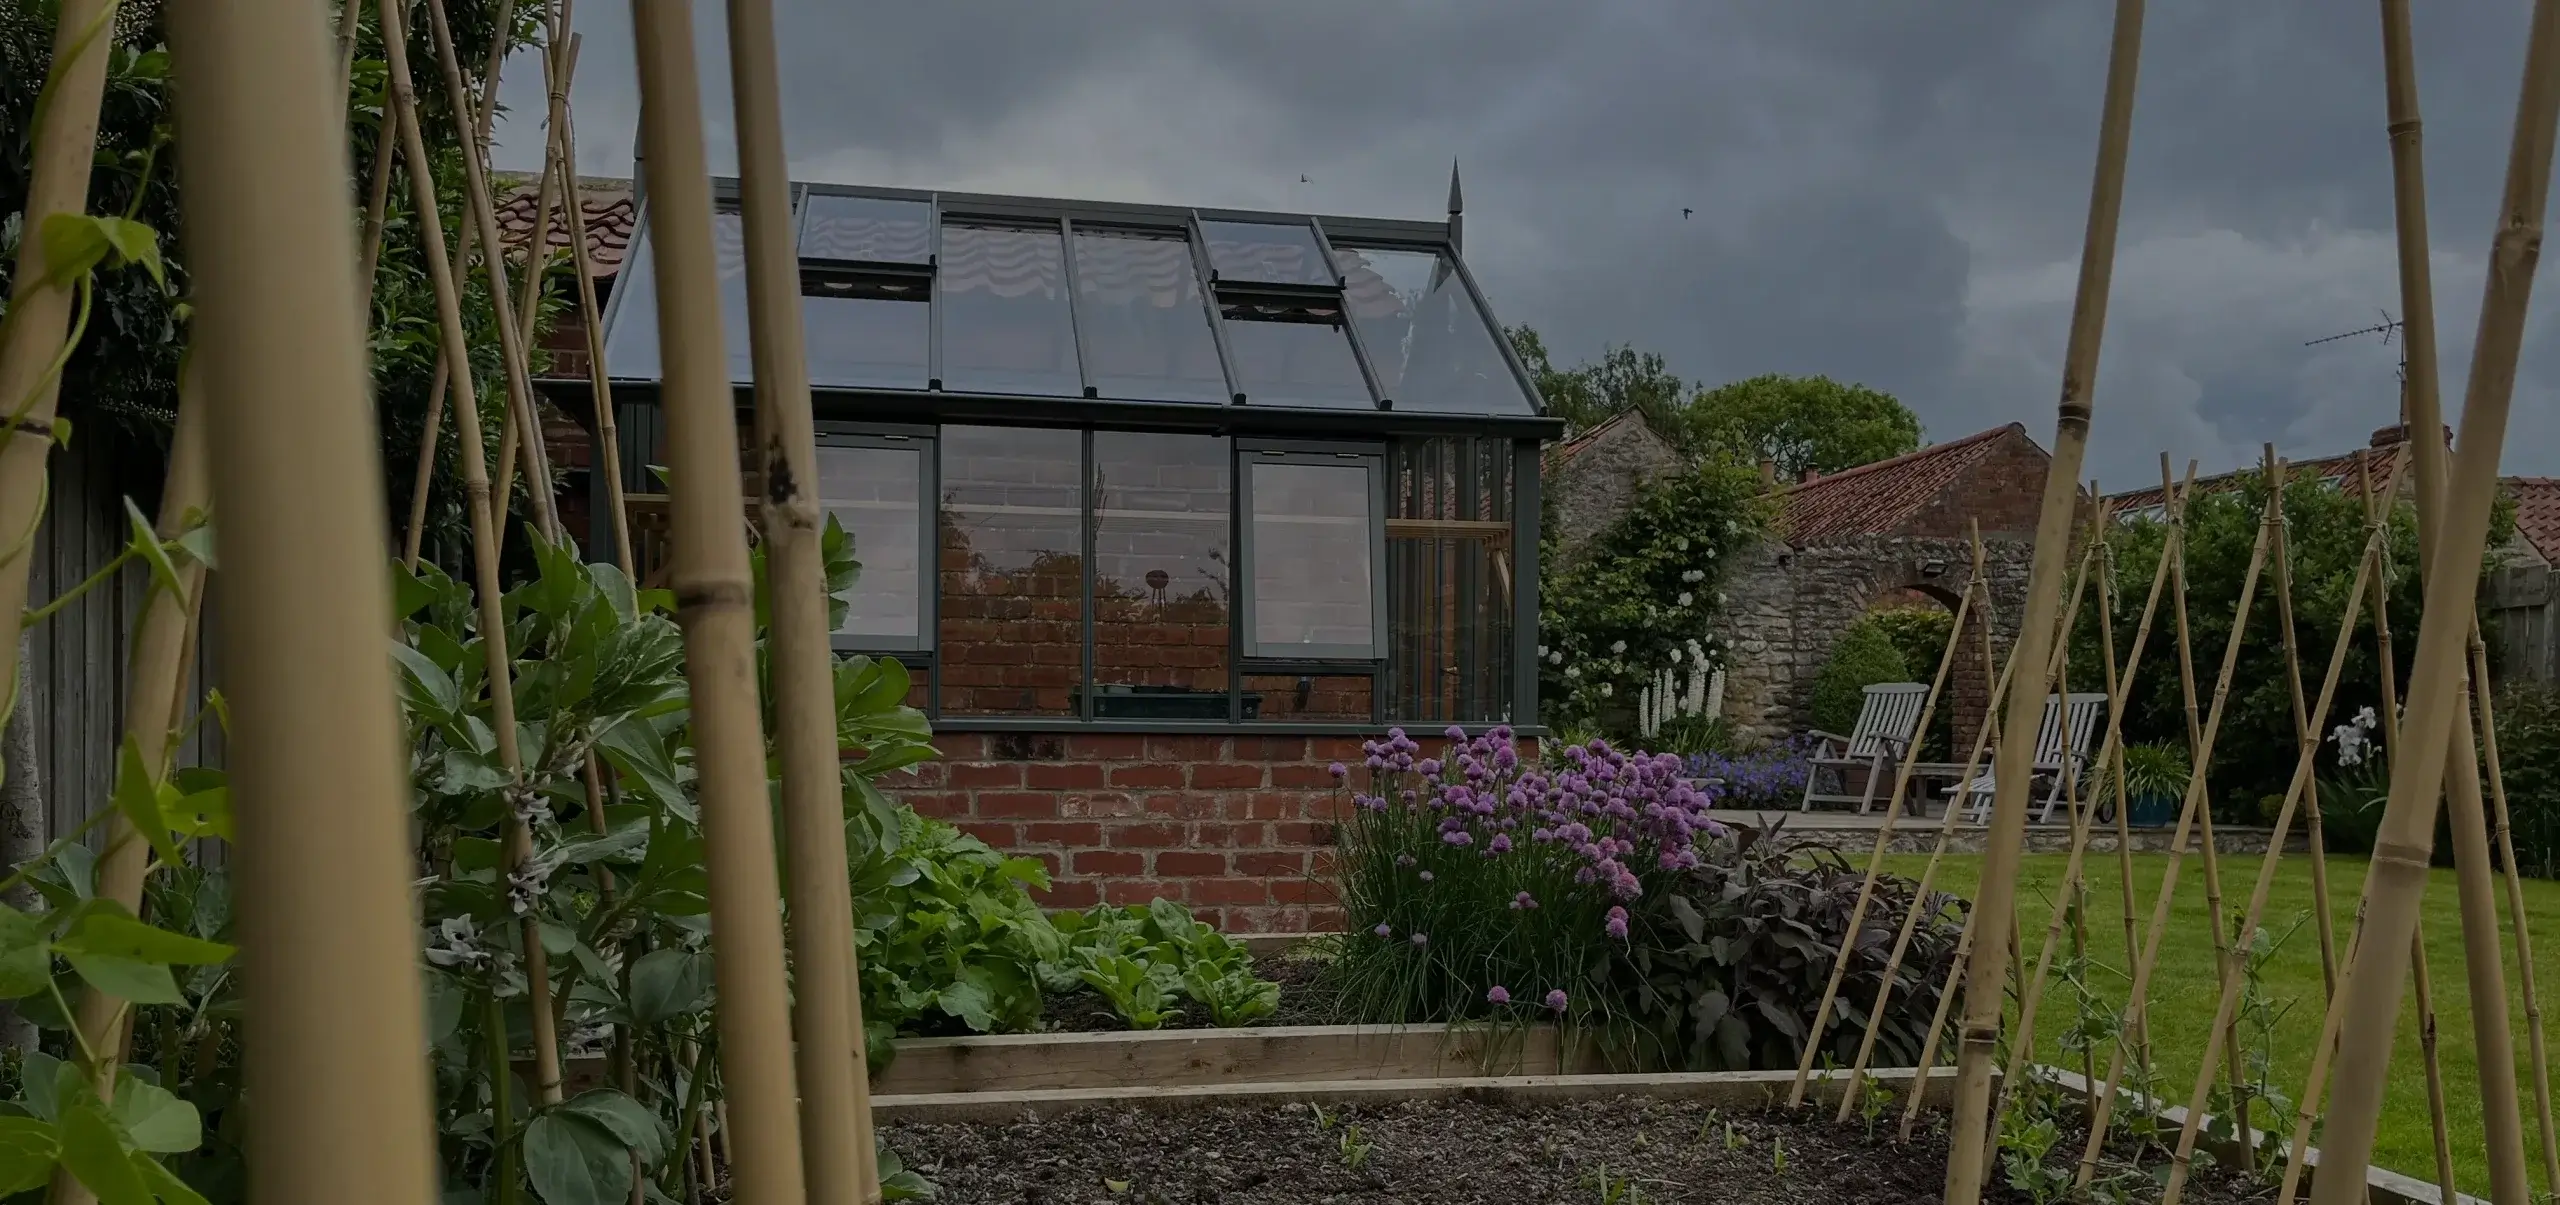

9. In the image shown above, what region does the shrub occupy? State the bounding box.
[1612,825,1966,1070]
[2494,682,2560,879]
[1687,738,1816,810]
[1325,728,1956,1073]
[1809,618,1912,735]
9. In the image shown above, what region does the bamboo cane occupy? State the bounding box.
[555,74,634,578]
[378,0,568,1107]
[421,0,559,547]
[1790,526,1996,1107]
[0,0,118,736]
[1942,3,2143,1196]
[722,1,881,1199]
[1983,490,2183,1142]
[2090,482,2151,1078]
[2472,631,2560,1197]
[2159,453,2251,1141]
[336,0,367,105]
[628,2,811,1202]
[45,355,213,1205]
[356,104,398,302]
[1900,899,1978,1142]
[1834,542,2090,1119]
[2157,520,2385,1205]
[2318,0,2560,1198]
[2265,449,2343,997]
[164,3,437,1202]
[2071,489,2276,1189]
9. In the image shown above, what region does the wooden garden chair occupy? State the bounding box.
[1797,682,1930,814]
[1950,691,2109,824]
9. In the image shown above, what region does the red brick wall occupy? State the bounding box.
[877,731,1366,933]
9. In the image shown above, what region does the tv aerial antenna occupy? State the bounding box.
[2306,309,2407,380]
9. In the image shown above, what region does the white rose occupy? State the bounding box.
[1610,641,1627,655]
[1678,592,1694,607]
[1565,666,1580,679]
[1600,683,1614,698]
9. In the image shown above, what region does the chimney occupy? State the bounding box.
[1799,467,1820,485]
[2370,423,2406,449]
[1759,458,1777,490]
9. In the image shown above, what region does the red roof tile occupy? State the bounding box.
[2106,425,2422,512]
[1776,424,2022,543]
[2509,477,2560,563]
[493,174,635,280]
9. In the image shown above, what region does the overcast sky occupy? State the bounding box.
[489,1,2560,486]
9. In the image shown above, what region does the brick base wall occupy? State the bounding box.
[878,731,1373,932]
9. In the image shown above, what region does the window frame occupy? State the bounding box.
[814,423,938,660]
[1234,438,1390,665]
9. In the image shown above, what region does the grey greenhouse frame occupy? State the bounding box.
[577,179,1557,736]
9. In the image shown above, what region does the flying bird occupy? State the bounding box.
[1682,207,1693,219]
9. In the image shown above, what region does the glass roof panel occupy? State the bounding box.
[802,286,930,390]
[799,194,932,264]
[1333,247,1535,415]
[601,208,756,382]
[1070,227,1229,404]
[1220,299,1373,410]
[1199,220,1335,287]
[938,222,1081,396]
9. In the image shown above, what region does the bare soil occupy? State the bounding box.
[881,1094,2279,1204]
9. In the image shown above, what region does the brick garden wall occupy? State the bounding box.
[877,731,1379,933]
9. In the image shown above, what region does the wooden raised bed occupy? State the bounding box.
[874,1021,1579,1096]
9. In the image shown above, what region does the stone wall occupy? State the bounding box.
[1545,414,1680,564]
[1715,536,2034,745]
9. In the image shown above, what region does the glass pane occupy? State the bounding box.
[818,443,925,645]
[1221,304,1373,409]
[1200,220,1334,286]
[1244,673,1371,723]
[802,290,930,390]
[603,209,760,384]
[1386,437,1517,725]
[1090,433,1229,718]
[1336,247,1534,415]
[1249,460,1374,657]
[799,194,931,264]
[939,223,1081,396]
[1071,229,1229,403]
[938,426,1084,715]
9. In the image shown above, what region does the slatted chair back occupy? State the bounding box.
[1847,683,1931,759]
[2032,692,2110,766]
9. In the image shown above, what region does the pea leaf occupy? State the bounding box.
[559,1089,665,1166]
[624,950,711,1028]
[523,1112,629,1205]
[594,720,682,811]
[59,1096,151,1205]
[0,1115,60,1195]
[111,737,183,868]
[135,1157,209,1205]
[122,498,187,604]
[0,906,52,999]
[93,217,163,287]
[57,910,236,966]
[62,954,180,1007]
[108,1077,199,1154]
[38,212,112,287]
[391,642,463,721]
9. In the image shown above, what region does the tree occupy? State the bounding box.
[1687,373,1923,478]
[1505,324,1688,440]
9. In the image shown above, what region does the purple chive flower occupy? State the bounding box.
[1418,870,1435,882]
[1606,906,1630,941]
[1487,985,1511,1005]
[1328,762,1348,779]
[1445,725,1467,743]
[1395,853,1415,867]
[1513,891,1538,910]
[1545,989,1569,1013]
[1410,932,1429,948]
[1374,923,1392,939]
[1488,834,1512,854]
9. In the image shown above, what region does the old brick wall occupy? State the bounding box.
[878,731,1367,932]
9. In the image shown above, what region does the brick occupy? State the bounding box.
[1108,823,1185,848]
[905,792,970,819]
[1235,851,1307,877]
[959,822,1017,848]
[1103,879,1169,906]
[1061,792,1141,818]
[1233,736,1306,761]
[875,761,945,789]
[1190,821,1268,849]
[1308,737,1368,762]
[1185,877,1270,906]
[1269,763,1341,790]
[949,762,1024,789]
[976,792,1061,819]
[1066,734,1149,760]
[992,733,1068,761]
[1241,792,1300,821]
[1307,906,1348,932]
[1189,764,1264,790]
[1155,851,1228,877]
[1275,821,1337,846]
[1191,907,1228,930]
[1274,878,1339,904]
[1027,763,1106,790]
[1073,850,1146,876]
[1022,821,1102,847]
[1107,764,1186,789]
[1224,909,1272,934]
[1145,793,1219,820]
[1146,735,1227,762]
[1034,879,1101,908]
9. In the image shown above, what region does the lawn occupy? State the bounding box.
[1882,851,2560,1198]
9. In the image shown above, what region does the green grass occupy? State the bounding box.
[1879,851,2560,1197]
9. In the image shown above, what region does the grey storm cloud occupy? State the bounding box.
[490,1,2560,483]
